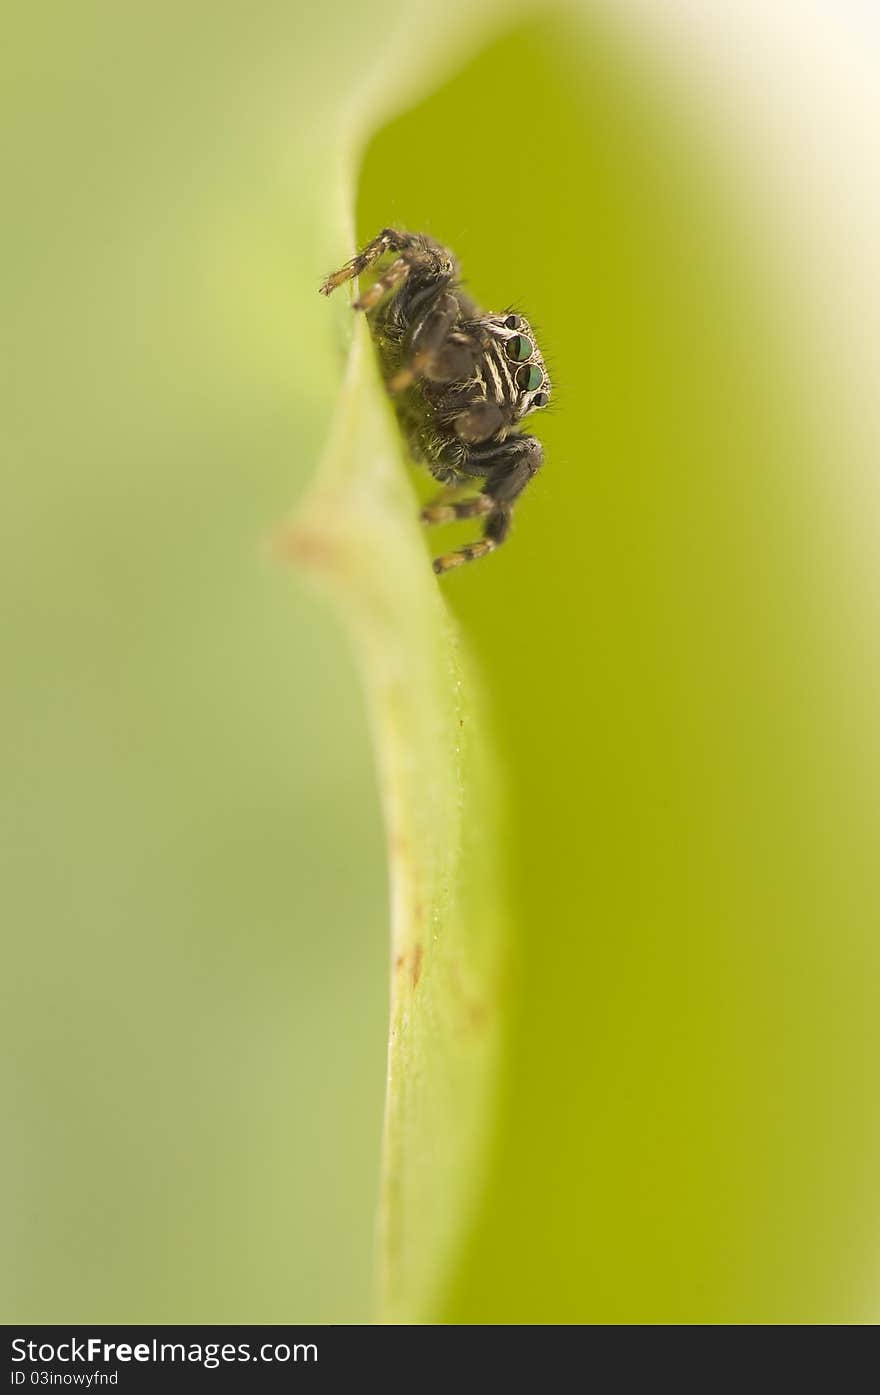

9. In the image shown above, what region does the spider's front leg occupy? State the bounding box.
[318,228,409,298]
[319,227,456,315]
[425,435,544,574]
[320,228,414,311]
[388,291,483,394]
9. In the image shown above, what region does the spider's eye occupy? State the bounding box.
[503,314,521,330]
[516,364,543,392]
[506,334,533,362]
[532,390,549,409]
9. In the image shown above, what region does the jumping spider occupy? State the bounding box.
[320,228,551,574]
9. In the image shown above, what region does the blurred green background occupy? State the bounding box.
[5,0,880,1324]
[3,0,396,1322]
[359,13,880,1321]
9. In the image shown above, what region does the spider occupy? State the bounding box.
[320,228,551,573]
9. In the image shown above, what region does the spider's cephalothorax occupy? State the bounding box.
[320,228,551,573]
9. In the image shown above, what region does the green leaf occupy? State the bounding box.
[291,294,506,1323]
[286,0,520,1327]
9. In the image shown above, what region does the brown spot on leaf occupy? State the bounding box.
[274,523,345,575]
[465,999,489,1032]
[448,963,492,1035]
[389,831,409,860]
[411,943,424,988]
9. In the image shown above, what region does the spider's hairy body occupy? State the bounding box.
[320,228,551,573]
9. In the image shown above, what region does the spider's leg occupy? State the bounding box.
[432,436,543,575]
[388,291,460,392]
[420,491,494,526]
[318,228,409,296]
[353,255,412,312]
[387,290,482,393]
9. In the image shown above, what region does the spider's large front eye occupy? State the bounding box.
[506,334,533,362]
[516,364,543,392]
